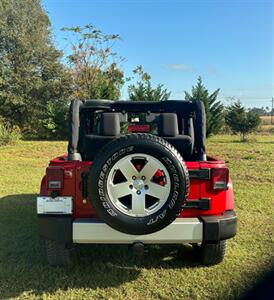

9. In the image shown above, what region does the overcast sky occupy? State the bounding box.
[43,0,273,108]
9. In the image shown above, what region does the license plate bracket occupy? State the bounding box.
[37,196,72,214]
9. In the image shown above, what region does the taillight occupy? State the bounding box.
[48,180,62,189]
[211,168,229,190]
[47,167,64,190]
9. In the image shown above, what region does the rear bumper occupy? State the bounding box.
[38,211,237,245]
[201,210,237,242]
[73,218,203,244]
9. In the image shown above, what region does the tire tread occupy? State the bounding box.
[93,133,190,204]
[90,133,190,234]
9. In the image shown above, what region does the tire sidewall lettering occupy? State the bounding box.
[146,156,182,226]
[90,134,189,235]
[97,146,135,217]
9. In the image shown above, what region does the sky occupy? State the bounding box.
[43,0,273,108]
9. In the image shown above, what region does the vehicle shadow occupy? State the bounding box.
[0,194,202,299]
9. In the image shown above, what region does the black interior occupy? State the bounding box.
[158,113,193,160]
[68,100,206,161]
[84,113,121,160]
[83,112,194,161]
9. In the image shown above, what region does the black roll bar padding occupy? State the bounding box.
[67,99,83,161]
[192,100,206,160]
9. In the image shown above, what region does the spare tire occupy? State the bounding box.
[89,133,189,235]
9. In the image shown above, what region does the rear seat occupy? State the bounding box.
[84,112,121,160]
[158,113,193,160]
[84,112,193,161]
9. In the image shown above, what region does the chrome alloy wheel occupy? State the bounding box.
[106,153,171,217]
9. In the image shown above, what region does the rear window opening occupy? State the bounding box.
[124,113,159,134]
[90,112,160,135]
[73,100,207,162]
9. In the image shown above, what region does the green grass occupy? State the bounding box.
[0,135,273,299]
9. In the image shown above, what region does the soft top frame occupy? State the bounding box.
[68,99,206,161]
[80,99,196,116]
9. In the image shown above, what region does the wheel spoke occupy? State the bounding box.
[118,158,137,181]
[107,153,171,217]
[146,182,168,200]
[109,182,130,200]
[140,157,160,181]
[131,193,146,215]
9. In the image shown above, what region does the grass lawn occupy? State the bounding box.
[0,135,273,299]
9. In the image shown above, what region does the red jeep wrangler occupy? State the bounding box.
[37,100,237,266]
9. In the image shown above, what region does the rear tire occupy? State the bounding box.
[89,133,190,235]
[44,239,73,266]
[199,240,227,266]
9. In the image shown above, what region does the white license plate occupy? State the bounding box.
[37,196,72,214]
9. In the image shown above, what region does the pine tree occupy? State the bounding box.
[128,66,171,101]
[185,77,224,137]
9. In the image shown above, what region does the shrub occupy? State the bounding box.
[38,100,68,140]
[0,119,21,146]
[225,101,261,141]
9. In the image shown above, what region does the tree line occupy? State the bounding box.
[0,0,260,143]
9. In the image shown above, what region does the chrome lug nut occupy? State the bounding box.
[132,176,136,180]
[144,185,149,190]
[142,176,146,180]
[136,190,141,195]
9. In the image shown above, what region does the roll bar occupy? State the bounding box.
[67,99,206,161]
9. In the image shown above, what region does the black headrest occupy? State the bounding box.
[159,113,179,137]
[101,113,120,136]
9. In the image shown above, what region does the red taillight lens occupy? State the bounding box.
[211,168,229,190]
[47,167,64,189]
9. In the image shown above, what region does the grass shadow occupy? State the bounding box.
[0,194,201,298]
